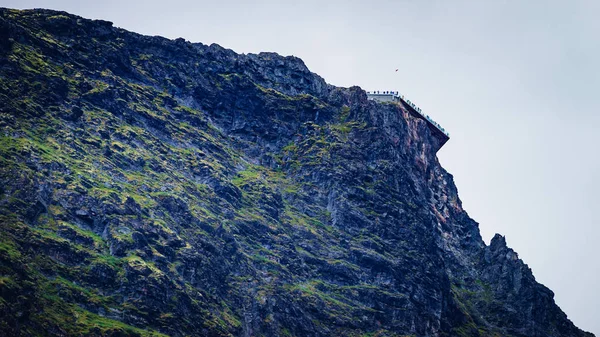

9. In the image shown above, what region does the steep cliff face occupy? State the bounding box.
[0,8,592,337]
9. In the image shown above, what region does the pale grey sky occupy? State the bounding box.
[4,0,599,334]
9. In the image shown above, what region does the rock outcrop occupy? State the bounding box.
[0,8,593,337]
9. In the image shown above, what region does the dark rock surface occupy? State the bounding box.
[0,8,593,337]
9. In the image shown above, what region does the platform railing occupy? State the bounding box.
[367,91,449,137]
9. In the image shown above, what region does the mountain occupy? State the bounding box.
[0,8,593,337]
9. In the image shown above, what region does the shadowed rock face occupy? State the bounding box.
[0,8,592,337]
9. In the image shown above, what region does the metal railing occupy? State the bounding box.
[367,91,449,137]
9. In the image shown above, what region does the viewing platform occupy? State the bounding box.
[366,91,449,149]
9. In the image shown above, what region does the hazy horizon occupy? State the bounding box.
[3,0,599,334]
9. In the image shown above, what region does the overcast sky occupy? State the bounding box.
[4,0,599,334]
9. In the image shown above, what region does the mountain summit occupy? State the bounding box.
[0,8,592,337]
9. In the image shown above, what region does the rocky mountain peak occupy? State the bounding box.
[0,8,593,337]
[489,233,507,249]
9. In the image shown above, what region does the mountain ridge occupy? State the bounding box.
[0,8,593,337]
